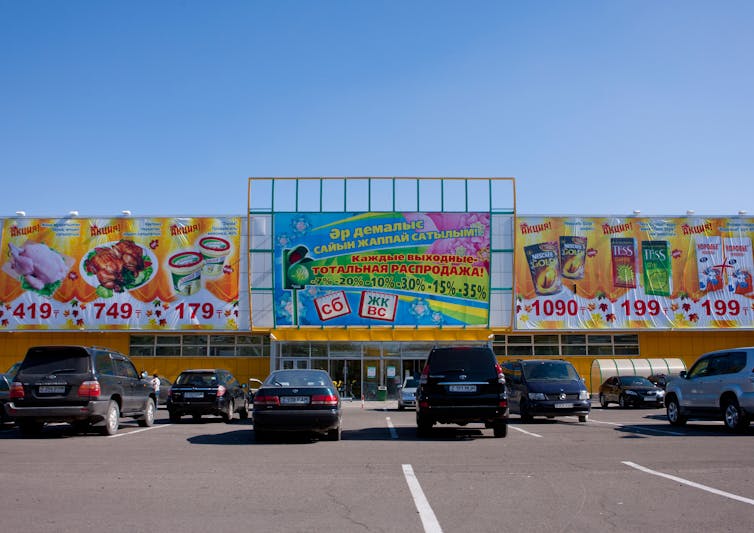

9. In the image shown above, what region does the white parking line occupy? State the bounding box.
[108,423,171,438]
[402,464,443,533]
[623,461,754,506]
[586,418,685,436]
[385,416,398,439]
[509,425,543,438]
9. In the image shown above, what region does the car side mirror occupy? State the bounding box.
[679,370,687,379]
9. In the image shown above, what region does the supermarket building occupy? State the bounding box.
[2,177,753,398]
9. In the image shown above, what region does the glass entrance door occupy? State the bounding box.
[330,360,362,400]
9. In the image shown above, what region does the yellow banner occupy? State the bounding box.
[0,217,242,330]
[515,216,754,329]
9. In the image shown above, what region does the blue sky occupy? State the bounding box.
[2,1,753,218]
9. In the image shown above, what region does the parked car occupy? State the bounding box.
[167,369,248,423]
[398,376,419,410]
[665,347,754,431]
[415,346,508,438]
[252,369,342,441]
[4,361,22,381]
[647,373,670,389]
[501,359,590,423]
[1,374,14,426]
[598,375,665,408]
[5,345,156,436]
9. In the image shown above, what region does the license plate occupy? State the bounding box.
[280,396,310,405]
[448,385,477,393]
[38,386,65,394]
[644,396,658,401]
[555,402,573,408]
[184,391,204,399]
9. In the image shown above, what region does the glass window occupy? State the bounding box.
[562,345,587,356]
[534,335,558,345]
[561,335,586,345]
[534,345,560,356]
[507,336,532,345]
[587,335,612,344]
[156,345,181,356]
[507,345,533,356]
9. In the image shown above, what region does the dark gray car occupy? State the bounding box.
[6,345,156,436]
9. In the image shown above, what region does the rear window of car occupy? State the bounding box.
[19,346,90,374]
[176,373,218,386]
[403,378,419,388]
[265,370,331,387]
[522,361,579,381]
[427,348,495,373]
[619,376,654,387]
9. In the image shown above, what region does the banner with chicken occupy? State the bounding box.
[0,217,242,330]
[514,215,754,330]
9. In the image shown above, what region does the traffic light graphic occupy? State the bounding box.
[283,245,313,289]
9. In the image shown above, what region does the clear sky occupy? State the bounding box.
[2,1,753,218]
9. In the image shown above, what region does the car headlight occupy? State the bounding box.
[578,390,590,400]
[528,392,546,401]
[625,390,638,396]
[656,390,665,397]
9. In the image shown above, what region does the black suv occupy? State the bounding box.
[167,369,249,423]
[6,345,156,436]
[501,359,590,423]
[415,346,508,438]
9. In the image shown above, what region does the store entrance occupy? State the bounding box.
[330,359,362,401]
[280,358,309,370]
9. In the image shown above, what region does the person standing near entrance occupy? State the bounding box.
[151,373,160,408]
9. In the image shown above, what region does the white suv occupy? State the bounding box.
[665,347,754,431]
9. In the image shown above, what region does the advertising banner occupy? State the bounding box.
[0,217,242,330]
[273,212,490,326]
[514,216,754,329]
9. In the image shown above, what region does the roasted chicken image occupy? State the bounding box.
[7,242,69,291]
[112,239,145,273]
[86,247,125,290]
[84,239,150,293]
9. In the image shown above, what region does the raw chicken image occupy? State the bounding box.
[83,239,152,293]
[6,242,70,291]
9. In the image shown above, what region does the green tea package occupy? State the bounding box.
[641,240,672,296]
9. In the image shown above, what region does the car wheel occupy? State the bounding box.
[169,410,181,423]
[493,420,508,438]
[137,397,155,427]
[19,420,44,437]
[398,403,405,411]
[327,425,342,441]
[618,394,627,408]
[254,428,269,442]
[239,400,249,420]
[192,413,202,422]
[101,400,120,436]
[223,400,235,423]
[599,394,608,408]
[416,413,433,437]
[578,415,588,423]
[519,400,533,422]
[723,398,749,432]
[666,395,687,426]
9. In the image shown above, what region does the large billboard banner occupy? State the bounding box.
[273,212,490,326]
[0,217,242,330]
[514,216,754,329]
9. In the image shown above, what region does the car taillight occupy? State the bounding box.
[420,364,429,385]
[499,398,508,408]
[10,382,24,400]
[78,380,101,399]
[254,393,280,406]
[495,363,505,384]
[311,394,338,406]
[216,385,227,397]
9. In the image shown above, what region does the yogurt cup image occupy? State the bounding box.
[198,236,231,277]
[168,251,204,296]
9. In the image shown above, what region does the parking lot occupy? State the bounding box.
[2,401,753,533]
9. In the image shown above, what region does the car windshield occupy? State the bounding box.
[403,378,419,388]
[265,370,331,387]
[176,373,218,386]
[619,376,654,387]
[523,362,579,381]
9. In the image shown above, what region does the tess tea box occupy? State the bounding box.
[611,238,637,288]
[641,241,672,296]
